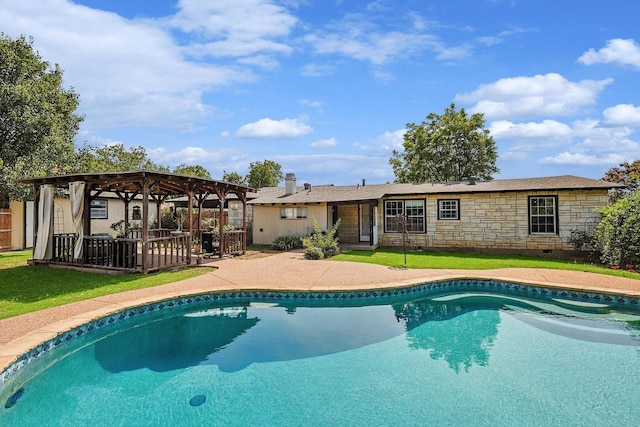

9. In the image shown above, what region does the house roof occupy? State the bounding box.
[249,175,622,205]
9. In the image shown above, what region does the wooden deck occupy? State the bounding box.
[41,230,247,273]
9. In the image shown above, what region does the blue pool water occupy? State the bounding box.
[1,289,639,426]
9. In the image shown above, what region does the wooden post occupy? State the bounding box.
[141,180,149,274]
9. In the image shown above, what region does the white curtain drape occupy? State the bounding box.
[70,181,85,260]
[33,184,54,260]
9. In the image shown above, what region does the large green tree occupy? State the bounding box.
[74,143,168,173]
[173,163,211,179]
[0,34,83,204]
[245,159,283,189]
[222,170,247,185]
[390,103,499,183]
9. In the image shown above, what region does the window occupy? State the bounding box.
[438,199,460,220]
[384,199,425,233]
[280,207,307,219]
[529,196,558,234]
[132,206,142,220]
[90,199,108,219]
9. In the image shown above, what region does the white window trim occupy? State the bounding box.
[280,207,307,220]
[438,199,460,220]
[384,199,425,233]
[529,196,558,235]
[90,199,108,219]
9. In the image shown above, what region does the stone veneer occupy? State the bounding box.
[380,189,608,252]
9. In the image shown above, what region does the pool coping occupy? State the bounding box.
[1,251,639,377]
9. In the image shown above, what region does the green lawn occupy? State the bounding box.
[0,250,212,319]
[333,248,640,279]
[1,248,638,320]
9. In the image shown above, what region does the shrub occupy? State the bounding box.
[593,190,640,267]
[304,246,324,260]
[272,235,303,251]
[302,217,341,259]
[568,228,595,251]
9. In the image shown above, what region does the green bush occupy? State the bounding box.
[568,228,595,251]
[593,190,640,267]
[304,246,324,260]
[212,224,236,240]
[272,235,304,251]
[302,217,341,259]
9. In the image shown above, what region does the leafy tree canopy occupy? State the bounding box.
[390,103,499,183]
[0,34,83,203]
[173,163,211,179]
[222,170,247,185]
[74,143,168,173]
[602,159,640,202]
[246,159,283,189]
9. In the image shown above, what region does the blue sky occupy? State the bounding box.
[2,0,639,185]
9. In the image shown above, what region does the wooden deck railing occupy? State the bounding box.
[52,233,76,263]
[49,230,245,272]
[127,228,173,239]
[222,230,245,255]
[146,234,190,272]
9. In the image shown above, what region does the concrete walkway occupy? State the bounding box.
[1,250,639,372]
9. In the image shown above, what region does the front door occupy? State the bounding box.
[359,204,370,242]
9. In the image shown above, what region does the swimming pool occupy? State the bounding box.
[1,280,639,426]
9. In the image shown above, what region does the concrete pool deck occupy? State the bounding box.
[1,250,640,372]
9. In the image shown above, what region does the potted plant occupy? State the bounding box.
[192,237,201,254]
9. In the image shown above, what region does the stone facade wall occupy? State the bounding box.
[378,189,608,252]
[336,204,359,244]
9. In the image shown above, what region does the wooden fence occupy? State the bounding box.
[0,209,10,252]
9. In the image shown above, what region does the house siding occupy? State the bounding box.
[252,204,328,245]
[379,189,608,252]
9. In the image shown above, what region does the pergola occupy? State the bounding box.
[20,170,255,274]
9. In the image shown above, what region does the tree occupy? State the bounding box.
[593,189,640,267]
[603,160,640,202]
[246,159,283,189]
[222,170,246,185]
[0,34,83,204]
[389,103,499,183]
[74,143,168,173]
[173,163,211,179]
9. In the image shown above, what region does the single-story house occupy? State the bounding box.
[249,173,622,256]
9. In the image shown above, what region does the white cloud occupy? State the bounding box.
[302,13,469,65]
[540,152,628,166]
[310,137,338,148]
[489,120,572,139]
[299,99,324,111]
[456,73,613,120]
[272,153,394,184]
[578,38,640,69]
[305,30,438,65]
[494,116,640,170]
[353,129,405,152]
[0,0,255,129]
[236,117,313,139]
[168,0,297,58]
[602,104,640,126]
[300,63,336,77]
